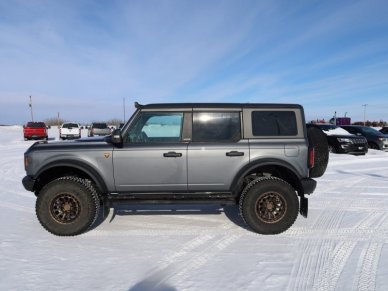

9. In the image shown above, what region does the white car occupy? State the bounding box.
[59,122,81,140]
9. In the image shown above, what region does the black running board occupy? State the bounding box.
[106,192,237,205]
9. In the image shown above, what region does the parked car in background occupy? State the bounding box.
[379,127,388,134]
[307,124,368,155]
[88,122,111,137]
[341,125,388,151]
[23,122,48,141]
[59,123,81,140]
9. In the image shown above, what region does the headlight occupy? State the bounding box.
[337,138,352,143]
[378,137,384,141]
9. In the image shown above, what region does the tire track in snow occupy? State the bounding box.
[127,224,241,289]
[288,191,385,290]
[167,232,242,287]
[352,213,388,291]
[314,241,357,291]
[287,240,333,291]
[352,242,383,291]
[312,212,387,291]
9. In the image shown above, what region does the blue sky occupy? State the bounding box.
[1,0,388,124]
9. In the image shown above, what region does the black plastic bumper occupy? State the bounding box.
[301,178,317,194]
[22,176,36,192]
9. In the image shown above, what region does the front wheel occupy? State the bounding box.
[36,176,100,236]
[239,177,299,234]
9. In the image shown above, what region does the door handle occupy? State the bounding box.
[163,152,182,158]
[226,151,244,157]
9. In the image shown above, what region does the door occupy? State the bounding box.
[187,111,249,191]
[113,111,188,192]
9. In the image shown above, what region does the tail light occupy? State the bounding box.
[308,147,315,168]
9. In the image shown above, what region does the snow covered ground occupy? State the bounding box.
[1,125,388,291]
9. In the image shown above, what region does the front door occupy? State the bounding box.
[113,111,188,193]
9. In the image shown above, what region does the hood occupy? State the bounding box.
[25,136,113,154]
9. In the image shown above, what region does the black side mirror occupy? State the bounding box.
[111,128,122,144]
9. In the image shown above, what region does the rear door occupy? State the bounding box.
[113,111,189,193]
[187,109,249,192]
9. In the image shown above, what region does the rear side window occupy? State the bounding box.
[193,112,241,142]
[27,122,45,128]
[93,123,108,129]
[252,111,297,136]
[62,123,79,128]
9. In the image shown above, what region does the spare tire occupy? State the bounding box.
[307,127,329,178]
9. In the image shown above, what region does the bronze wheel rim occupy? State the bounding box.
[255,192,287,223]
[50,193,80,224]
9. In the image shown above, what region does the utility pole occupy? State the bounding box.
[29,95,34,121]
[362,104,368,126]
[57,112,60,128]
[123,97,126,123]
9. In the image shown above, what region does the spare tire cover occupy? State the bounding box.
[307,127,329,178]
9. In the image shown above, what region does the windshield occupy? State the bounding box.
[360,127,382,135]
[316,124,338,130]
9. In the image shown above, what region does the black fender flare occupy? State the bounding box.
[230,158,302,195]
[35,159,109,193]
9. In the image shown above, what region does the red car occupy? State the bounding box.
[23,122,48,141]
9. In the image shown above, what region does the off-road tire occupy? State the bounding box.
[36,176,100,236]
[239,177,299,235]
[307,127,329,178]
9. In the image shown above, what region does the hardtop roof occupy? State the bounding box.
[136,102,303,110]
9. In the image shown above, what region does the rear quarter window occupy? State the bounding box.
[251,111,297,136]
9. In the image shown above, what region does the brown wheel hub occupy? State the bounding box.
[50,193,81,224]
[255,192,287,224]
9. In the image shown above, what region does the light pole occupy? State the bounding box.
[29,95,34,121]
[123,97,126,123]
[362,104,368,126]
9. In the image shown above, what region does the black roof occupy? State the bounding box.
[135,102,303,110]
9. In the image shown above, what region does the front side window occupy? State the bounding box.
[192,112,241,142]
[252,111,297,136]
[126,112,183,143]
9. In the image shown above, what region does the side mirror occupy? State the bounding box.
[111,129,122,144]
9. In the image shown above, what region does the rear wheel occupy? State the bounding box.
[36,176,100,236]
[239,177,299,234]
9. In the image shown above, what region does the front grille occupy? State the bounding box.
[353,138,367,144]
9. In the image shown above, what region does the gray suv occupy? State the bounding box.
[22,102,328,236]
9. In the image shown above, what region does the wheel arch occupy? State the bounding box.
[230,158,303,197]
[34,160,108,194]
